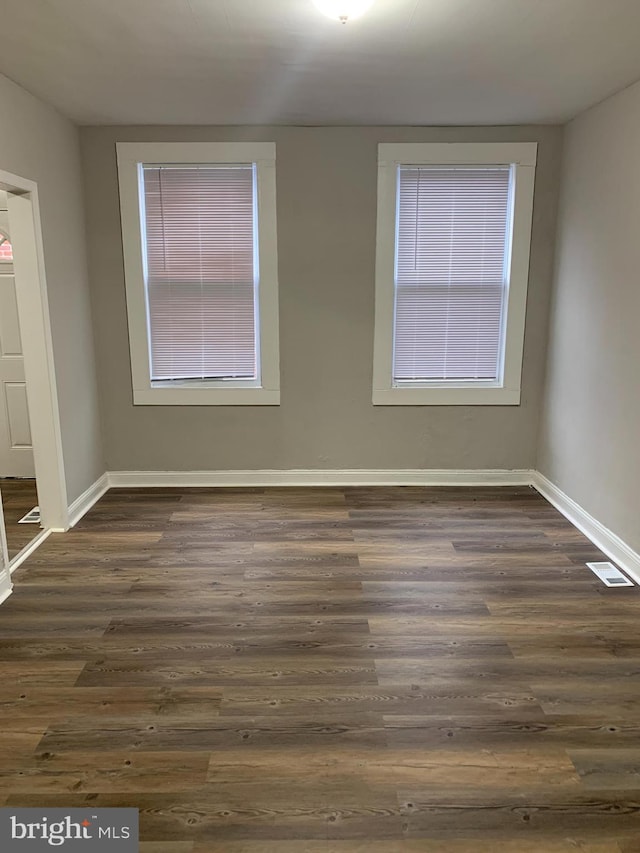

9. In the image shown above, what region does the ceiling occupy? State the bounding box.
[1,0,640,126]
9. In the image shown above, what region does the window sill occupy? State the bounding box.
[133,386,280,406]
[372,386,521,406]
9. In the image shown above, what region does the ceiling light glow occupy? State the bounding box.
[312,0,375,23]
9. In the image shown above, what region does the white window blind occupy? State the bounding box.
[394,165,513,383]
[142,164,258,382]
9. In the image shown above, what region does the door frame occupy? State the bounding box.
[0,486,9,603]
[0,169,68,544]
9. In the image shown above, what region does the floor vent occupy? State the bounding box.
[18,506,41,524]
[587,561,635,587]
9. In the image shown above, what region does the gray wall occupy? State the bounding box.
[80,125,563,473]
[538,80,640,553]
[0,74,103,502]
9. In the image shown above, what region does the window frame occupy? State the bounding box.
[117,141,280,406]
[372,142,537,406]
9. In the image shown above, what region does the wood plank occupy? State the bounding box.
[398,789,640,840]
[0,686,223,721]
[40,715,388,752]
[0,751,211,794]
[75,657,379,688]
[383,715,640,750]
[570,750,640,790]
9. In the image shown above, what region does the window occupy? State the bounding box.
[373,142,537,405]
[117,142,280,405]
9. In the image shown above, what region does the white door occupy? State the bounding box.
[0,196,35,478]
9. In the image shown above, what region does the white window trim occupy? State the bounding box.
[372,141,537,406]
[116,142,280,406]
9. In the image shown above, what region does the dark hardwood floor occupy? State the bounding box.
[1,477,40,560]
[1,485,640,851]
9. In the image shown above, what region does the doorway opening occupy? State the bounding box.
[0,192,38,562]
[0,170,68,602]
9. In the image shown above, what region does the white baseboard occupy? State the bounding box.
[0,571,12,605]
[3,467,639,594]
[532,471,640,584]
[107,467,640,585]
[107,468,534,488]
[8,473,109,576]
[8,528,52,575]
[66,473,109,528]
